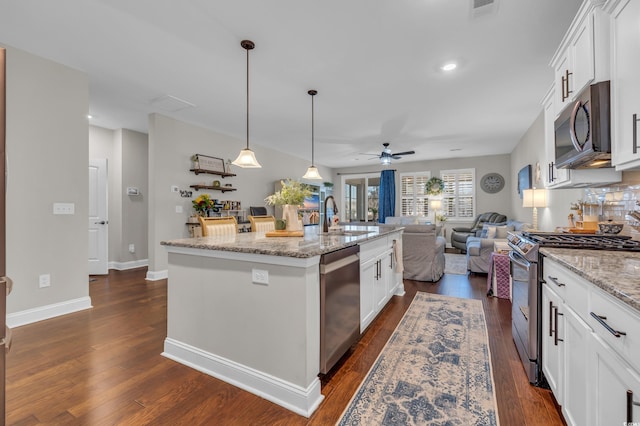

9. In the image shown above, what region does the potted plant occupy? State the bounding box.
[265,179,312,231]
[192,193,215,216]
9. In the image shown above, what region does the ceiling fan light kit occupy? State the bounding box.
[302,89,323,180]
[370,142,415,165]
[232,39,262,168]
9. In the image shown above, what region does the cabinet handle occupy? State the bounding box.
[628,390,640,422]
[561,75,566,101]
[549,301,554,337]
[633,114,639,155]
[554,306,564,346]
[590,312,627,338]
[564,69,573,100]
[389,252,393,269]
[548,276,565,287]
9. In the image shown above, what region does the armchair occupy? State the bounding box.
[402,224,445,282]
[450,212,507,252]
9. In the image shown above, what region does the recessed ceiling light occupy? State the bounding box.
[450,148,462,151]
[87,114,93,119]
[441,62,457,72]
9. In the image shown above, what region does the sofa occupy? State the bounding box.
[450,212,507,252]
[466,220,531,273]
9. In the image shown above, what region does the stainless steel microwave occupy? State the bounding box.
[554,80,612,169]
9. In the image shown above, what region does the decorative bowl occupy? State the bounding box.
[598,221,624,235]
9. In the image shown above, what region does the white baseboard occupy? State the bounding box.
[162,338,324,418]
[109,259,149,271]
[145,269,168,281]
[7,296,92,328]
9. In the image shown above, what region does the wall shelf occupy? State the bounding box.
[190,185,237,193]
[190,168,236,178]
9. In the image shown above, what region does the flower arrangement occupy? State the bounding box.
[436,213,447,223]
[425,177,444,196]
[192,194,215,215]
[265,179,312,206]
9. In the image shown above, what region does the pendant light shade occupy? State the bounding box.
[232,40,262,168]
[302,89,323,180]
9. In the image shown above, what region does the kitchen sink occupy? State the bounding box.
[321,230,372,237]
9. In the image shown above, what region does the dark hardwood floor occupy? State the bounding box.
[6,267,564,425]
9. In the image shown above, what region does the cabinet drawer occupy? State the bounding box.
[543,259,589,319]
[589,285,640,374]
[359,236,390,263]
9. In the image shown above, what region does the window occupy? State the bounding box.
[400,172,431,216]
[343,174,379,222]
[441,168,475,219]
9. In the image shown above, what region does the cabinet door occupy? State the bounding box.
[374,256,387,311]
[570,12,595,98]
[554,51,573,113]
[611,0,640,170]
[360,258,377,333]
[562,306,591,426]
[542,285,564,404]
[590,334,640,425]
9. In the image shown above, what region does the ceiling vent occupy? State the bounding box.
[150,95,196,112]
[473,0,494,8]
[470,0,498,18]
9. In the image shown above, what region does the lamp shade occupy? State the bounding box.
[232,148,261,168]
[430,199,442,210]
[302,165,322,180]
[522,188,547,208]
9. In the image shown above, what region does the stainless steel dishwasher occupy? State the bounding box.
[319,245,360,374]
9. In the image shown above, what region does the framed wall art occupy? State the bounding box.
[517,164,532,199]
[196,154,226,174]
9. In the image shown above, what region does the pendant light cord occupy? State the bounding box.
[308,89,317,166]
[246,45,250,150]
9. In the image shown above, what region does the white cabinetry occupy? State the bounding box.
[541,258,591,426]
[543,256,640,425]
[607,0,640,170]
[551,2,609,116]
[359,232,403,333]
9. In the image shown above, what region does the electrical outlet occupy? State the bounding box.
[129,244,135,253]
[171,185,179,193]
[252,269,269,284]
[175,205,183,213]
[39,274,51,288]
[53,203,75,215]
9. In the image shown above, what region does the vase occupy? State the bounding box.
[282,204,302,231]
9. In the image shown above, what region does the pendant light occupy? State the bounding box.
[302,89,323,180]
[232,40,262,168]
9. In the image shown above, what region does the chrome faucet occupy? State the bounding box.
[323,196,338,232]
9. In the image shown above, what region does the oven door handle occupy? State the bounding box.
[509,250,532,271]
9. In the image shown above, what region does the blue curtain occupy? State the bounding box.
[378,170,395,224]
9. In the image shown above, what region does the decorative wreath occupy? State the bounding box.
[425,177,444,196]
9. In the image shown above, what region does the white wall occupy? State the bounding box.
[4,44,90,320]
[510,111,582,231]
[147,113,332,278]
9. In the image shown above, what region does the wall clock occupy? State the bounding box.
[480,173,505,194]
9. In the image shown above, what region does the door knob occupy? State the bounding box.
[0,276,13,295]
[95,221,108,225]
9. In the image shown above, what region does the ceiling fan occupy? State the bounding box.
[364,143,416,165]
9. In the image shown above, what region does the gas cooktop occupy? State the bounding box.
[520,232,640,251]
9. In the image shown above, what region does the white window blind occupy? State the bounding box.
[441,169,475,219]
[400,172,431,216]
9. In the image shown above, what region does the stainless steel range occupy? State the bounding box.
[507,231,640,386]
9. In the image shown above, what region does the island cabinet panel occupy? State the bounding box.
[163,251,324,417]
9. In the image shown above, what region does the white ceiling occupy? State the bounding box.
[0,0,582,168]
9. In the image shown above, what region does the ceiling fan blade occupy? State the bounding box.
[391,150,415,156]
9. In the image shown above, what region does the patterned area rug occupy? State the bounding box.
[444,253,468,275]
[337,293,499,425]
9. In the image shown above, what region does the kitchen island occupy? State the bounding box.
[160,225,403,417]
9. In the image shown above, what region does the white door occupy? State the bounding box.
[89,159,108,275]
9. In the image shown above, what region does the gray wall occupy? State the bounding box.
[509,111,582,231]
[332,153,514,237]
[147,113,332,278]
[4,44,90,314]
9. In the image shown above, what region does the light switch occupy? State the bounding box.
[175,205,183,213]
[53,203,75,215]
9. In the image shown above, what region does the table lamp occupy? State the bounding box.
[523,188,547,230]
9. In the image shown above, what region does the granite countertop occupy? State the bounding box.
[161,224,403,258]
[541,247,640,313]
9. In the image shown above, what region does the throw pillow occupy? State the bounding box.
[486,226,497,239]
[495,225,509,239]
